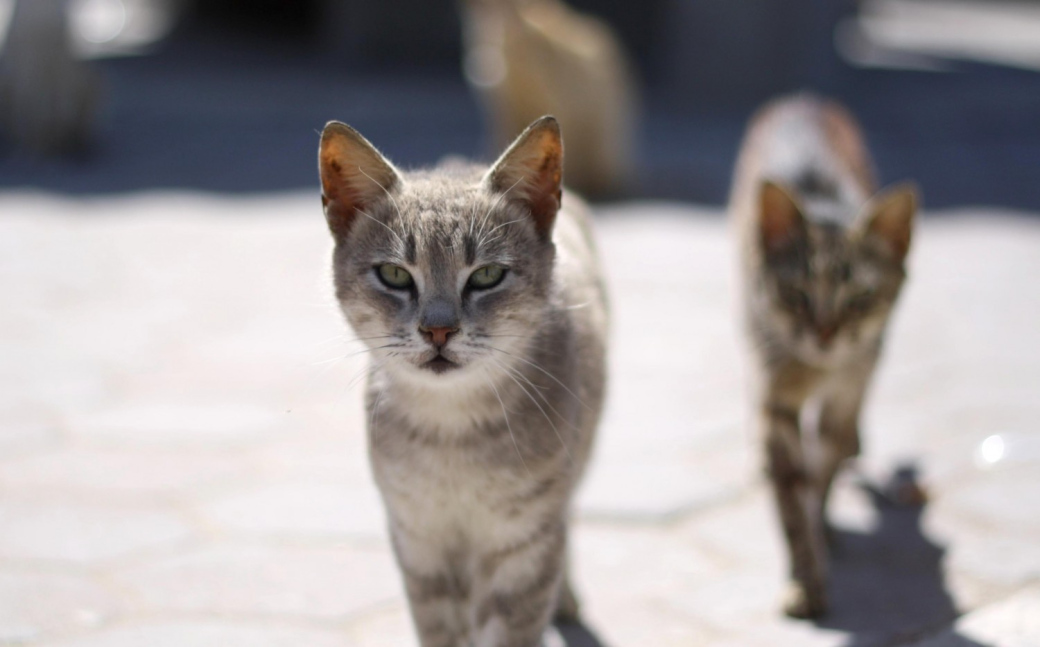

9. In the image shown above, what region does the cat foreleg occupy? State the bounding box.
[764,405,829,619]
[392,531,471,647]
[818,397,866,528]
[471,521,566,647]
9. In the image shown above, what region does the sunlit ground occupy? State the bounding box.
[1,191,1038,645]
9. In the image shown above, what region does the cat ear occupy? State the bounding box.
[483,116,563,240]
[319,121,403,238]
[758,181,806,253]
[857,182,917,263]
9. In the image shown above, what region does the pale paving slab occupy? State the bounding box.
[1,193,1039,646]
[579,205,752,521]
[110,544,402,620]
[67,402,284,448]
[36,621,353,647]
[0,571,117,644]
[0,503,191,564]
[0,447,245,503]
[0,407,61,459]
[346,604,420,647]
[200,480,386,541]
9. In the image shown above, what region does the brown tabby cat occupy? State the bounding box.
[730,94,917,618]
[318,116,607,646]
[459,0,637,198]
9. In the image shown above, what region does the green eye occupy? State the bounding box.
[377,264,414,289]
[468,265,506,290]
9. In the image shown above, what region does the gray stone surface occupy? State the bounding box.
[1,193,1038,645]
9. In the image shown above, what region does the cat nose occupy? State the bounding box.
[816,322,838,346]
[419,297,460,347]
[419,325,459,348]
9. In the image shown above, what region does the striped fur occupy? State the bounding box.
[319,117,607,646]
[730,94,917,618]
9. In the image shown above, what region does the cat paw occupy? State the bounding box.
[781,579,828,619]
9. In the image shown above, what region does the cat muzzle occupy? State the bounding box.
[422,353,459,374]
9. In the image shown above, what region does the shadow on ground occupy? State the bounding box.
[818,466,989,647]
[556,619,607,647]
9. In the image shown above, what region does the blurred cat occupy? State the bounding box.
[318,116,607,646]
[460,0,637,198]
[730,94,917,618]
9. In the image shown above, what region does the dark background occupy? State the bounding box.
[2,0,1038,209]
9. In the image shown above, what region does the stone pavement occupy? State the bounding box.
[1,192,1038,646]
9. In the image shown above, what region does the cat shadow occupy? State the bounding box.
[816,464,989,647]
[554,618,608,647]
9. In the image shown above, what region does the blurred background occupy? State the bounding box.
[2,2,1040,646]
[1,0,1039,206]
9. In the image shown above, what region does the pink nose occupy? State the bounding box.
[817,323,838,346]
[421,326,458,347]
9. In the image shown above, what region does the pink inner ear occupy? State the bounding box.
[320,157,360,238]
[759,182,804,252]
[526,150,563,237]
[486,117,564,240]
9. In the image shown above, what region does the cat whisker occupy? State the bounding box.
[481,217,526,243]
[487,345,592,411]
[477,233,506,249]
[312,333,396,350]
[495,357,580,432]
[345,365,370,393]
[369,380,387,433]
[468,340,559,360]
[311,342,405,366]
[495,360,552,396]
[358,165,405,224]
[477,175,525,241]
[346,356,387,393]
[490,358,575,461]
[482,366,532,478]
[356,207,405,247]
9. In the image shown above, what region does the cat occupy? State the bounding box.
[729,94,917,618]
[318,115,608,646]
[459,0,637,198]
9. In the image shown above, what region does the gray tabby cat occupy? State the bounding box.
[730,95,917,618]
[318,116,607,646]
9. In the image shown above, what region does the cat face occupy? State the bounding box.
[756,181,916,366]
[319,117,564,387]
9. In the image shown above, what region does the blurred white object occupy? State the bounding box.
[840,0,1040,71]
[0,0,182,58]
[68,0,182,59]
[0,0,100,155]
[975,432,1040,470]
